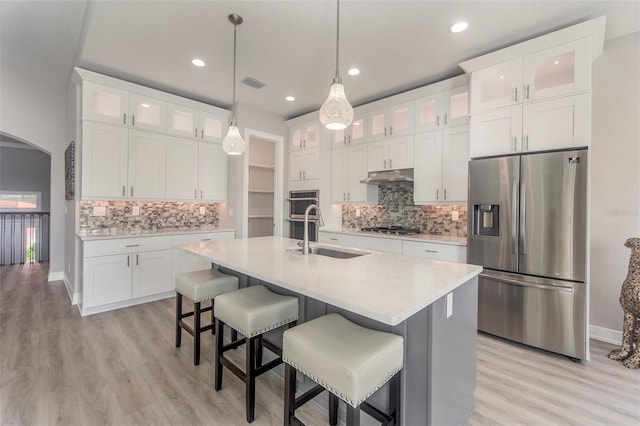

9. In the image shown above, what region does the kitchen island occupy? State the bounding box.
[177,236,482,426]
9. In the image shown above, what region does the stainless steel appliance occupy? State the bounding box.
[288,190,319,241]
[468,149,588,360]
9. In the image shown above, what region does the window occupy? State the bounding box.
[0,191,42,211]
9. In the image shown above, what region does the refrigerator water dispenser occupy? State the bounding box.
[473,204,499,236]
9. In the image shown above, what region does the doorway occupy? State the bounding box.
[243,131,284,238]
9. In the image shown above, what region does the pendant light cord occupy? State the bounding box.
[231,21,238,125]
[334,0,341,82]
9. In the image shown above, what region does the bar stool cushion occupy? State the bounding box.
[283,313,404,408]
[175,269,239,302]
[215,285,299,338]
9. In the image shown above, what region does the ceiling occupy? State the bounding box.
[1,1,638,121]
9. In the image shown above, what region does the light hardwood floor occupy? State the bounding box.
[1,263,639,426]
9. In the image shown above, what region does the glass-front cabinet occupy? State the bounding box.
[128,94,166,132]
[414,85,469,132]
[82,81,129,126]
[367,101,414,142]
[332,114,366,146]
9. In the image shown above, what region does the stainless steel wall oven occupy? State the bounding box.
[288,190,319,241]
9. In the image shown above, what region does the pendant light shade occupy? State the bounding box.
[319,81,354,130]
[223,13,246,156]
[320,0,353,130]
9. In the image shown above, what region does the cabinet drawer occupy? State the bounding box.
[84,236,172,257]
[355,236,403,254]
[172,231,235,246]
[318,232,356,248]
[403,240,466,262]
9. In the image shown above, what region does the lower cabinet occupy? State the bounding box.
[402,240,466,262]
[82,231,235,315]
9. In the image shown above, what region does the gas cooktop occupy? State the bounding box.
[361,226,421,236]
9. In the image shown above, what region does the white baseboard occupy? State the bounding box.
[48,271,64,282]
[80,291,175,316]
[590,325,622,345]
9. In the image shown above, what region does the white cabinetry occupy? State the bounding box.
[414,85,469,132]
[172,231,236,280]
[470,93,589,158]
[331,144,375,203]
[367,136,414,172]
[290,121,320,150]
[470,39,590,114]
[414,125,469,204]
[331,114,367,146]
[367,101,414,142]
[402,240,466,262]
[318,231,356,247]
[81,124,166,199]
[167,103,227,143]
[165,137,227,201]
[82,236,173,313]
[289,148,319,181]
[83,81,166,132]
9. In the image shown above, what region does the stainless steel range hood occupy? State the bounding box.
[360,168,414,184]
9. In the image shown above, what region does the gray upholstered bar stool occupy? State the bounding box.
[175,269,239,365]
[282,313,404,426]
[214,285,299,423]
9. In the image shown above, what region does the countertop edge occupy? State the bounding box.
[77,228,236,241]
[320,229,467,246]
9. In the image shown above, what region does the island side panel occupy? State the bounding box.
[428,276,478,426]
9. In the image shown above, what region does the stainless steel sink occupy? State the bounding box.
[287,244,369,259]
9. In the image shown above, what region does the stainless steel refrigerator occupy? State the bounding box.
[468,149,588,360]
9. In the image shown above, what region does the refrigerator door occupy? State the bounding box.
[519,149,587,281]
[468,156,519,272]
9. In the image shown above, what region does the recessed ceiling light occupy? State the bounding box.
[285,96,295,102]
[554,60,560,65]
[192,58,205,67]
[140,103,151,108]
[348,68,360,76]
[450,21,468,33]
[499,75,504,80]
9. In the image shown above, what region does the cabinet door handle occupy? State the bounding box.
[201,190,203,198]
[513,136,518,152]
[444,113,448,125]
[126,244,140,247]
[195,189,197,199]
[347,192,351,200]
[303,139,306,147]
[132,115,135,126]
[424,249,438,253]
[130,186,133,197]
[524,135,529,151]
[127,255,130,267]
[201,238,212,241]
[122,185,125,196]
[389,159,392,168]
[201,130,204,139]
[514,87,518,102]
[348,136,352,143]
[195,128,198,138]
[299,140,302,148]
[389,125,393,135]
[384,160,387,169]
[384,127,387,137]
[123,113,127,125]
[343,192,346,201]
[330,238,338,241]
[302,171,306,179]
[344,136,347,144]
[436,189,439,200]
[436,115,440,126]
[136,254,139,266]
[526,84,530,100]
[444,188,447,200]
[299,171,302,179]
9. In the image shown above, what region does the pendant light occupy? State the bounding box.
[222,14,246,156]
[319,0,354,130]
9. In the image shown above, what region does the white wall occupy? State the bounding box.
[0,61,67,278]
[590,31,640,334]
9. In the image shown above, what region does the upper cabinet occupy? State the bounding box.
[167,103,227,143]
[469,39,590,114]
[290,121,320,151]
[415,85,469,132]
[83,81,166,132]
[367,101,414,143]
[367,136,414,172]
[331,113,367,146]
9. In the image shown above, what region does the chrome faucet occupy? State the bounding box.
[302,204,323,255]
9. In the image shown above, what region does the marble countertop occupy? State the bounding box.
[77,226,236,241]
[177,236,481,326]
[321,228,467,246]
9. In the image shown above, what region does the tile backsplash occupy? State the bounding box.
[341,182,467,237]
[80,201,220,232]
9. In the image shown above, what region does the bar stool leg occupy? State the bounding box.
[329,393,339,426]
[211,299,215,335]
[284,363,296,426]
[346,405,360,426]
[246,335,257,423]
[255,336,263,369]
[194,301,202,365]
[215,318,224,391]
[175,293,183,348]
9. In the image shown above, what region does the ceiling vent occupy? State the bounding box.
[241,77,266,89]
